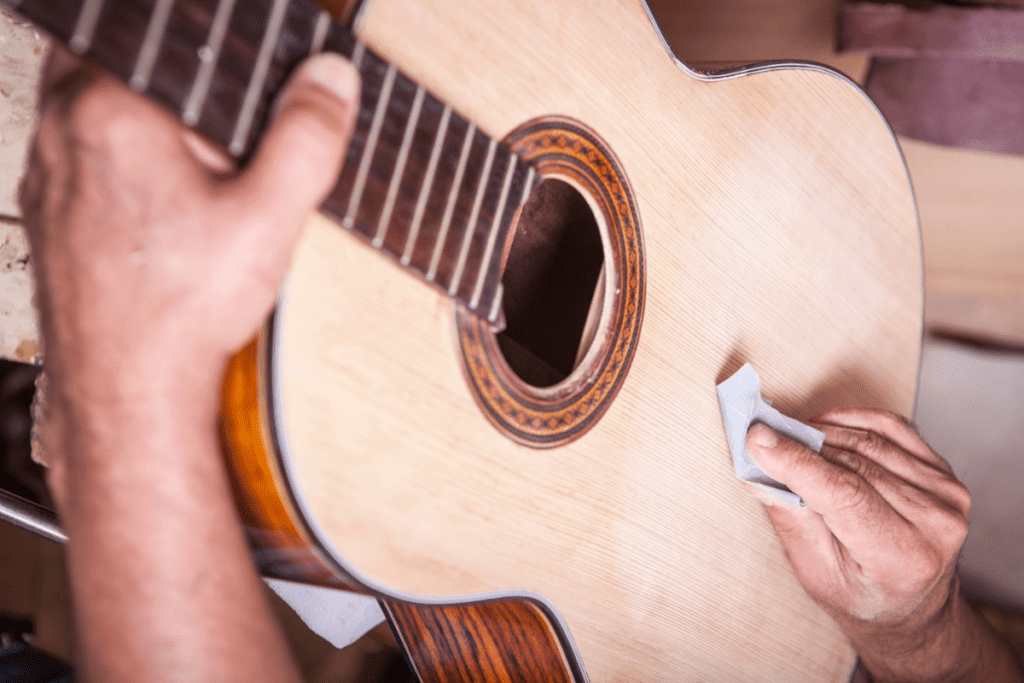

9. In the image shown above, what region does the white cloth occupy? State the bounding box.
[264,577,385,649]
[716,363,825,506]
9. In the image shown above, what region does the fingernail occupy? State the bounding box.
[748,423,778,448]
[301,53,359,102]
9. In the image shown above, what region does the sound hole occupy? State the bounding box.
[497,178,604,388]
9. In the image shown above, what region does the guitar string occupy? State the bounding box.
[427,122,475,282]
[229,0,292,156]
[448,137,496,297]
[374,85,426,248]
[471,153,517,310]
[486,166,536,322]
[402,104,451,266]
[309,9,332,54]
[70,0,105,53]
[343,59,394,229]
[129,0,176,92]
[182,0,239,126]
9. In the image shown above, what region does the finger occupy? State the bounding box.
[813,408,951,473]
[749,486,846,590]
[815,423,966,509]
[236,53,359,234]
[745,482,837,560]
[746,424,912,563]
[814,442,955,525]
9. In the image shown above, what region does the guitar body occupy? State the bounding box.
[0,0,918,678]
[220,0,922,681]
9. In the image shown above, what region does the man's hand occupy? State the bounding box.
[23,46,358,401]
[746,409,1023,682]
[23,45,359,683]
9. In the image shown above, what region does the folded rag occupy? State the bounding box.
[716,363,825,506]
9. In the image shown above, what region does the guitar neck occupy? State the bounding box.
[9,0,537,325]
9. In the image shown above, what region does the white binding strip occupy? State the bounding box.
[129,0,175,91]
[470,153,516,309]
[182,0,239,126]
[229,0,291,155]
[309,9,332,54]
[448,138,496,296]
[344,60,394,229]
[426,122,474,281]
[402,104,450,265]
[373,85,425,247]
[70,0,105,54]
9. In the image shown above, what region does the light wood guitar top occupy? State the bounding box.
[271,0,922,680]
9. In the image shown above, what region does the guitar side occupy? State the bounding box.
[220,336,582,682]
[222,0,922,681]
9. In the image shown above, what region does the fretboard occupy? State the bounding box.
[8,0,538,326]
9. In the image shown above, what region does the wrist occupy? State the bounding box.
[40,346,226,504]
[851,577,1022,683]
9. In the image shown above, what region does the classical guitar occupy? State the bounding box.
[6,0,923,680]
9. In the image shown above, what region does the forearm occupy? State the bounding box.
[45,361,301,683]
[850,580,1024,683]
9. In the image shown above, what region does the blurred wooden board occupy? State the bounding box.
[0,11,42,363]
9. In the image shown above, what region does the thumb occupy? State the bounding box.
[238,53,359,224]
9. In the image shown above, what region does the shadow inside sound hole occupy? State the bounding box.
[496,178,604,388]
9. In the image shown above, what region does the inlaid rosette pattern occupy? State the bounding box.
[457,117,645,447]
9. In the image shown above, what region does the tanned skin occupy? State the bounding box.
[748,414,1023,682]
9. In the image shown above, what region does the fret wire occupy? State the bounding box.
[309,10,332,54]
[229,0,292,155]
[182,0,239,126]
[70,0,105,54]
[488,282,504,324]
[373,85,425,247]
[129,0,175,91]
[470,153,517,309]
[344,61,396,229]
[402,104,451,265]
[426,122,475,281]
[448,138,496,296]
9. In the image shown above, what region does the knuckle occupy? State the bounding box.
[942,478,972,516]
[826,466,872,512]
[63,80,145,150]
[827,446,866,477]
[869,409,918,438]
[853,430,888,461]
[936,507,969,553]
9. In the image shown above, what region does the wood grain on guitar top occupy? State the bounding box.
[271,0,921,681]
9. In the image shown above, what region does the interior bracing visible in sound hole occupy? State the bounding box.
[497,178,604,388]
